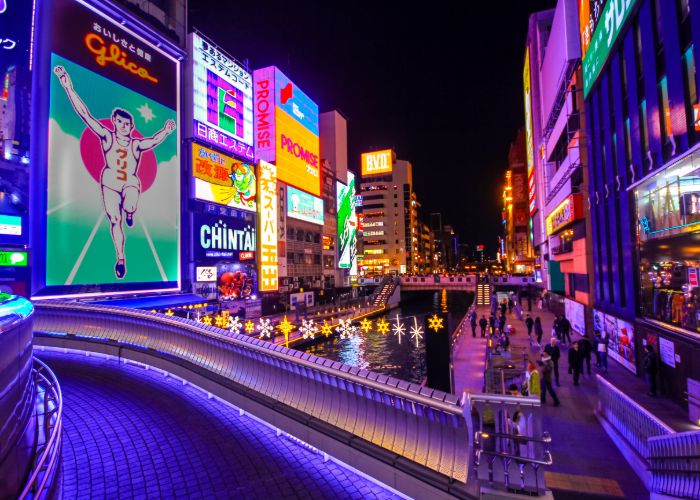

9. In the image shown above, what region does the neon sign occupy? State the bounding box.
[258,160,278,291]
[85,33,158,83]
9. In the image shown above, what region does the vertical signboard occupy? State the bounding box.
[190,33,254,160]
[337,172,357,272]
[523,47,536,217]
[258,160,278,291]
[253,66,320,196]
[43,0,180,294]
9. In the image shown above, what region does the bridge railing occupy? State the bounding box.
[33,301,470,485]
[401,275,477,288]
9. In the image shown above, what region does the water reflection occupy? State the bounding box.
[305,291,473,384]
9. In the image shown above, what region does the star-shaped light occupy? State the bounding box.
[244,320,255,335]
[228,316,243,335]
[201,315,213,326]
[410,317,424,347]
[428,314,444,332]
[137,102,155,122]
[165,309,174,316]
[299,319,318,339]
[392,313,406,344]
[376,318,390,335]
[359,318,373,334]
[321,320,333,337]
[257,318,274,339]
[278,316,295,345]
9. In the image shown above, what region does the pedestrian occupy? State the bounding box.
[525,314,534,338]
[593,331,602,367]
[470,312,477,338]
[508,296,514,314]
[597,332,608,373]
[544,337,561,386]
[552,315,561,341]
[578,336,593,375]
[539,353,560,406]
[511,410,528,457]
[489,314,496,335]
[525,361,540,398]
[500,300,507,317]
[498,314,506,335]
[644,344,658,396]
[568,341,584,385]
[479,315,488,337]
[534,316,543,345]
[559,316,572,344]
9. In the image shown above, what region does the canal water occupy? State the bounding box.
[304,290,473,384]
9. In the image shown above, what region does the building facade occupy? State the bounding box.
[583,0,700,407]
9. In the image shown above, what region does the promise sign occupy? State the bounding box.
[258,160,278,291]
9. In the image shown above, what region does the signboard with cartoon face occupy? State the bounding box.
[192,142,256,211]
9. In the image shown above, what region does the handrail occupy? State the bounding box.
[37,301,462,414]
[475,449,554,467]
[19,358,63,500]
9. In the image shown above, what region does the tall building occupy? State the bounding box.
[525,8,556,286]
[357,150,414,275]
[583,0,700,406]
[526,0,595,335]
[430,212,444,272]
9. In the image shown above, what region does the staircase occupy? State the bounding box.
[372,278,397,307]
[476,283,491,306]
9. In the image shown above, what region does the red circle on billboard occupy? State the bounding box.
[79,119,158,192]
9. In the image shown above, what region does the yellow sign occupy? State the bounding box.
[361,149,393,177]
[258,160,278,291]
[192,143,256,210]
[276,108,321,196]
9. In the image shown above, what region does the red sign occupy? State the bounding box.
[239,251,255,261]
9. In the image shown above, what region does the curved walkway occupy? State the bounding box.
[38,350,399,499]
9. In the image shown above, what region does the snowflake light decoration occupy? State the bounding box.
[321,320,333,337]
[376,318,390,335]
[228,316,243,335]
[244,320,255,335]
[392,313,406,344]
[427,314,444,332]
[335,318,353,339]
[410,317,424,347]
[359,318,373,334]
[257,318,274,339]
[299,319,318,339]
[215,314,229,328]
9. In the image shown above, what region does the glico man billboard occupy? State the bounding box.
[40,0,180,295]
[190,33,254,161]
[337,171,357,273]
[253,66,320,196]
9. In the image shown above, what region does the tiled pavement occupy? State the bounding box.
[38,350,400,499]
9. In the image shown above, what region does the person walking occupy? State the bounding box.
[644,344,658,396]
[544,337,561,386]
[525,361,541,398]
[568,341,584,385]
[500,300,507,317]
[470,312,477,338]
[508,296,514,314]
[552,315,561,342]
[525,314,534,338]
[597,332,609,373]
[578,335,593,375]
[539,353,561,406]
[489,314,496,336]
[479,315,488,337]
[559,316,572,345]
[498,314,506,335]
[534,316,543,345]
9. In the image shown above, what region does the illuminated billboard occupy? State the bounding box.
[337,172,357,271]
[253,66,320,196]
[287,186,324,225]
[361,149,393,177]
[43,0,180,294]
[258,160,278,291]
[190,33,254,161]
[523,47,537,217]
[193,213,256,261]
[192,142,256,211]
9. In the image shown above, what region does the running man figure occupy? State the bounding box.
[54,65,176,279]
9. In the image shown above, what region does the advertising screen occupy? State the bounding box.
[253,67,320,196]
[258,160,278,291]
[217,261,257,301]
[337,172,357,271]
[361,149,393,177]
[190,33,254,161]
[193,213,256,261]
[192,142,256,211]
[44,0,180,292]
[287,186,323,225]
[593,309,637,374]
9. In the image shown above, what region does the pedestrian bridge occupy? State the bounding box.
[30,301,551,499]
[400,275,477,291]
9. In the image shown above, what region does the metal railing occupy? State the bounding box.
[648,430,700,498]
[466,392,549,495]
[19,358,63,500]
[596,375,673,459]
[33,301,469,484]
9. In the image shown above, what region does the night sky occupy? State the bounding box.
[190,1,556,254]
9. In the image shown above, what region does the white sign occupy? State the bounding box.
[659,337,676,368]
[290,291,314,310]
[565,298,586,336]
[196,266,217,282]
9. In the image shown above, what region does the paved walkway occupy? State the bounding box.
[39,350,399,499]
[452,306,489,398]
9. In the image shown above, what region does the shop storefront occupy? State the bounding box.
[634,151,700,409]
